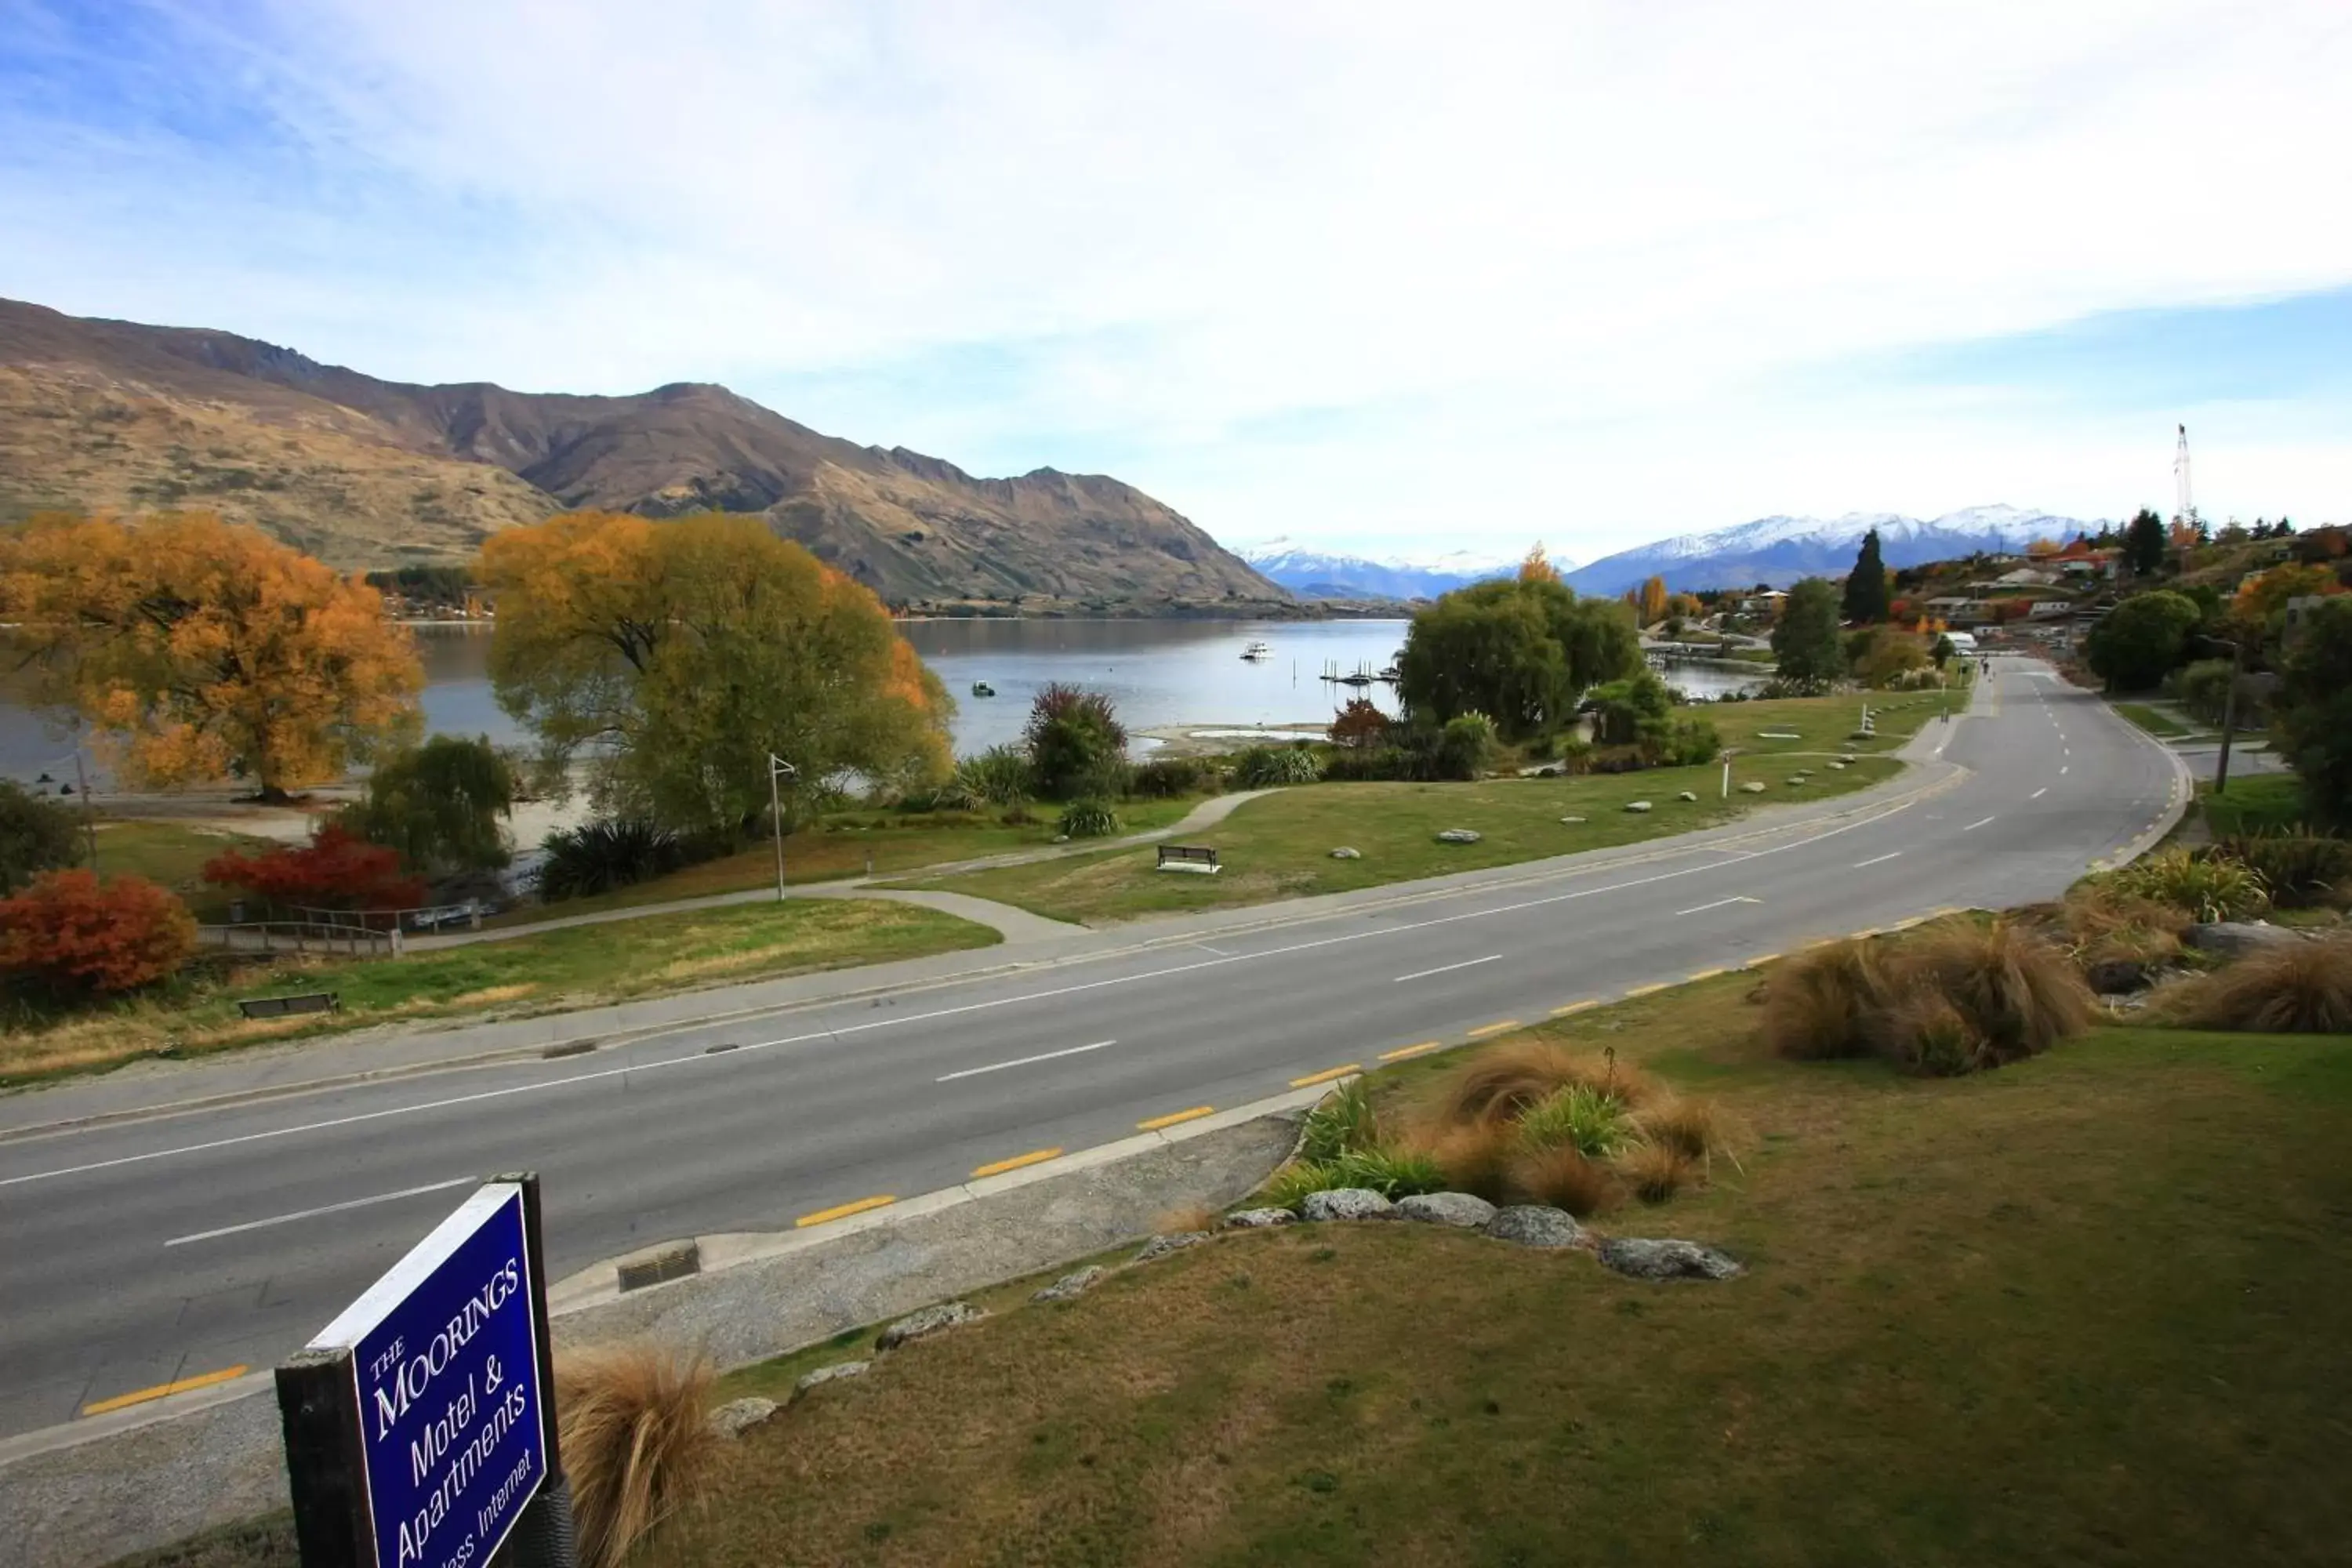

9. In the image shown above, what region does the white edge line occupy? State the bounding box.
[935,1039,1115,1083]
[1392,953,1502,984]
[165,1176,477,1248]
[1852,851,1901,868]
[2031,787,2048,800]
[1962,815,1996,831]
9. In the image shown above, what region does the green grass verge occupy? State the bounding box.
[2201,772,2310,837]
[1,898,998,1087]
[2112,701,2194,739]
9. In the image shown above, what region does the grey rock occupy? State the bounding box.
[1599,1237,1744,1281]
[1053,833,1071,844]
[1395,1191,1497,1229]
[1436,829,1483,844]
[1221,1207,1298,1229]
[1330,846,1362,859]
[1131,1230,1213,1264]
[1033,1265,1107,1302]
[1740,781,1767,793]
[1559,815,1587,824]
[2184,921,2304,957]
[793,1360,870,1396]
[876,1301,985,1351]
[1483,1205,1587,1247]
[2085,956,2154,995]
[1624,800,1653,813]
[1828,760,1848,769]
[1677,790,1699,802]
[707,1396,779,1437]
[1298,1186,1395,1221]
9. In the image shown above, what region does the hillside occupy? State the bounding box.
[1566,505,2105,596]
[1238,539,1540,600]
[0,297,1280,605]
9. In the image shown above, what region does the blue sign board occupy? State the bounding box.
[305,1182,547,1568]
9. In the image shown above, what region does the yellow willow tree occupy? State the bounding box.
[1639,575,1670,626]
[0,512,423,800]
[479,511,952,837]
[1518,543,1559,584]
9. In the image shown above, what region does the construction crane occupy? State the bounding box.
[2173,423,2194,532]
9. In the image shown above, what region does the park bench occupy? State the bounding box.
[237,991,340,1020]
[1156,844,1221,875]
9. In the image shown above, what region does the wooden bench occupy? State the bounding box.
[1155,844,1221,875]
[238,992,340,1020]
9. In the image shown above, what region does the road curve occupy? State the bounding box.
[0,660,2181,1437]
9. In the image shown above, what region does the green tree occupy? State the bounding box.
[2084,590,2201,691]
[2273,596,2352,825]
[339,735,517,877]
[1396,578,1640,740]
[2123,508,2169,576]
[1932,633,1957,669]
[1841,528,1890,623]
[1588,670,1674,745]
[0,779,82,894]
[1770,578,1844,684]
[1024,684,1128,800]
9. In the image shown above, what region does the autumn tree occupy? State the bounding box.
[1328,697,1391,749]
[480,512,951,837]
[0,513,423,800]
[1638,575,1669,626]
[1518,543,1559,584]
[0,870,197,994]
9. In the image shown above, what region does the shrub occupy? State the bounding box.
[1436,713,1499,779]
[536,818,688,901]
[2216,834,2352,908]
[1129,756,1216,799]
[1057,800,1120,838]
[1234,745,1321,788]
[1507,1143,1621,1216]
[556,1343,720,1568]
[1328,697,1391,750]
[1759,939,1891,1060]
[1516,1084,1633,1157]
[1617,1142,1696,1204]
[0,869,197,994]
[202,824,426,913]
[955,744,1035,808]
[2085,590,2200,691]
[0,779,82,895]
[1588,672,1673,746]
[1553,735,1595,775]
[2165,939,2352,1033]
[1025,684,1127,800]
[1300,1078,1377,1163]
[2112,847,2270,922]
[1894,922,2096,1066]
[1650,715,1720,768]
[1262,1145,1448,1206]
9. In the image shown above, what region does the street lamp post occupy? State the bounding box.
[2197,634,2242,797]
[768,753,798,901]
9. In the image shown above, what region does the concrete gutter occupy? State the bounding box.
[0,1087,1320,1568]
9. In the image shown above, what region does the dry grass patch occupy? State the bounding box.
[2165,939,2352,1033]
[1758,938,1891,1059]
[1617,1140,1697,1203]
[1505,1142,1623,1215]
[557,1343,721,1568]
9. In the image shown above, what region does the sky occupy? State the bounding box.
[2,1,2348,567]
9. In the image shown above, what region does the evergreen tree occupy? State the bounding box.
[2123,508,2169,576]
[1771,579,1845,685]
[1840,528,1889,623]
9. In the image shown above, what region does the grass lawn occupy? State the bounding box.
[2113,700,2195,739]
[1,898,998,1087]
[2202,773,2309,837]
[77,819,278,918]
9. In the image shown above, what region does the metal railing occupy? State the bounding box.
[195,920,400,958]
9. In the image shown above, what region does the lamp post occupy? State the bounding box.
[2196,634,2243,797]
[768,753,798,901]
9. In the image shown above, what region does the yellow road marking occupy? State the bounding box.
[1686,967,1726,982]
[1379,1040,1443,1062]
[1290,1064,1361,1087]
[1548,1000,1597,1018]
[1138,1105,1214,1131]
[1741,953,1781,968]
[796,1195,895,1228]
[1465,1019,1520,1039]
[82,1365,248,1417]
[971,1149,1061,1179]
[1623,983,1669,998]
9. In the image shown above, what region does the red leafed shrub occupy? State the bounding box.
[1329,697,1392,750]
[202,824,425,911]
[0,870,198,993]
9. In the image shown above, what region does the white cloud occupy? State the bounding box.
[3,0,2349,557]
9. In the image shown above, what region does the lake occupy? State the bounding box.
[0,619,1769,783]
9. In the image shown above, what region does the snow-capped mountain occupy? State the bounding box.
[1563,505,2104,597]
[1236,539,1566,601]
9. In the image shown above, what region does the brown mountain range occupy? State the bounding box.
[0,296,1282,605]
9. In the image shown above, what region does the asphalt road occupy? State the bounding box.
[0,660,2181,1438]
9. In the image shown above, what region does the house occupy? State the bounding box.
[1738,589,1788,617]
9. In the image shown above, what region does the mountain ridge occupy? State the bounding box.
[1562,504,2105,596]
[1238,539,1565,601]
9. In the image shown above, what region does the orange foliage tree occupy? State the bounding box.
[1328,697,1392,749]
[1638,575,1669,626]
[0,513,423,800]
[479,512,952,836]
[202,824,427,912]
[1517,543,1559,584]
[0,869,197,993]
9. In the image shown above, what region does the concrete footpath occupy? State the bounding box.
[0,1095,1311,1568]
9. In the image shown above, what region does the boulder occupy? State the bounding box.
[876,1301,985,1351]
[707,1396,779,1437]
[1677,790,1699,802]
[2085,956,2154,995]
[1033,1265,1107,1303]
[1740,781,1767,793]
[1436,829,1483,844]
[1395,1191,1498,1229]
[2183,921,2303,958]
[1598,1237,1744,1281]
[1132,1231,1212,1264]
[1483,1205,1587,1248]
[1559,815,1587,824]
[793,1361,869,1396]
[1221,1207,1298,1229]
[1828,760,1847,770]
[1298,1187,1395,1222]
[1624,800,1653,814]
[1330,847,1362,859]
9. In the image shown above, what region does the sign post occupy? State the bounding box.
[276,1174,575,1568]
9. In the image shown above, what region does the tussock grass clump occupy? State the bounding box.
[1433,1040,1657,1127]
[1766,922,2093,1075]
[2113,847,2269,923]
[557,1343,720,1568]
[1299,1077,1377,1162]
[1632,1097,1724,1164]
[1759,939,1891,1060]
[1508,1143,1622,1216]
[1618,1142,1697,1204]
[1155,1203,1220,1235]
[1896,922,2096,1066]
[1873,989,1991,1077]
[1261,1146,1448,1207]
[2218,834,2352,909]
[1516,1083,1633,1157]
[2165,940,2352,1033]
[1411,1120,1517,1203]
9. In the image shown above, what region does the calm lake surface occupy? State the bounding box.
[0,619,1768,783]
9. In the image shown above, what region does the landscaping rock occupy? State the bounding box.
[1624,800,1653,813]
[1298,1187,1395,1222]
[1483,1205,1587,1248]
[1221,1207,1298,1229]
[2085,956,2154,995]
[1598,1237,1744,1281]
[1436,829,1483,844]
[1740,781,1767,793]
[1330,846,1362,859]
[706,1396,779,1437]
[793,1361,870,1396]
[1559,815,1587,824]
[1033,1265,1107,1303]
[1395,1192,1497,1229]
[1132,1231,1213,1264]
[1828,760,1847,769]
[876,1301,985,1351]
[1677,790,1699,802]
[2184,921,2304,957]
